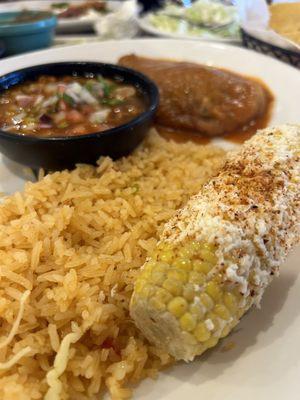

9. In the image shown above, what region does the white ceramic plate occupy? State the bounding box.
[0,0,120,33]
[138,14,241,43]
[0,39,300,400]
[53,34,104,47]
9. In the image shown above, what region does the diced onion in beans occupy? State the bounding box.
[34,95,44,107]
[78,88,97,105]
[42,96,59,108]
[114,86,136,99]
[89,109,110,124]
[12,113,25,125]
[65,83,98,105]
[16,95,33,107]
[54,112,66,124]
[45,84,57,95]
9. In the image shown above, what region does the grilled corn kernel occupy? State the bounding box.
[183,283,198,302]
[154,262,169,274]
[179,247,194,259]
[199,292,214,311]
[174,258,192,271]
[168,269,188,283]
[156,288,172,304]
[200,250,217,264]
[194,322,211,342]
[160,251,174,263]
[205,312,219,331]
[149,297,166,311]
[163,279,183,296]
[168,297,188,317]
[144,259,156,270]
[190,240,202,251]
[223,292,238,313]
[135,279,146,293]
[189,271,206,285]
[214,304,231,320]
[193,260,213,274]
[200,244,217,264]
[180,312,197,332]
[141,284,156,298]
[151,271,166,285]
[189,301,205,320]
[205,336,218,349]
[220,324,231,338]
[206,281,222,301]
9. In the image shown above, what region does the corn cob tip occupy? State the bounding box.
[130,124,300,361]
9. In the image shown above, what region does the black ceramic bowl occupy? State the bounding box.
[0,62,159,170]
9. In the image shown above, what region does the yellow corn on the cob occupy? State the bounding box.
[130,125,300,361]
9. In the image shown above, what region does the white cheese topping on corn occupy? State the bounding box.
[130,125,300,361]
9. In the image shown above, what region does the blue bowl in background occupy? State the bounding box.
[0,11,57,57]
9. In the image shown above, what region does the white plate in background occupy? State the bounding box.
[0,39,299,399]
[137,14,241,43]
[0,0,121,33]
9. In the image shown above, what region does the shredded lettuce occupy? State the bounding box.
[149,0,240,40]
[185,0,236,26]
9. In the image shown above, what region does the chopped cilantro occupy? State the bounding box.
[85,81,95,92]
[62,93,75,107]
[58,121,68,129]
[51,2,68,9]
[97,76,116,97]
[101,98,124,106]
